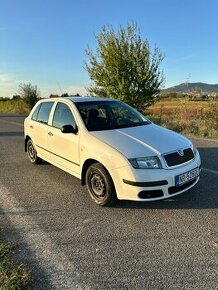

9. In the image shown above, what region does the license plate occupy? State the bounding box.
[175,167,200,187]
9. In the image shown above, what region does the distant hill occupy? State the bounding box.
[163,82,218,93]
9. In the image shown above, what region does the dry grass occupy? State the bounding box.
[146,99,218,138]
[0,100,30,115]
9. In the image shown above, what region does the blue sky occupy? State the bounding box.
[0,0,218,97]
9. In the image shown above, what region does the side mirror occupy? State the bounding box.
[61,124,78,134]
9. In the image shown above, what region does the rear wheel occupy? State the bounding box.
[86,163,117,206]
[27,139,42,164]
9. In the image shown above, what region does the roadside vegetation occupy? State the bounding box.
[147,98,218,138]
[0,238,31,290]
[0,99,29,114]
[1,96,217,138]
[0,82,40,115]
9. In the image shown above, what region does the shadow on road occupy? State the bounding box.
[0,131,24,137]
[0,114,27,118]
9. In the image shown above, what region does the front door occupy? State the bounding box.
[48,102,80,176]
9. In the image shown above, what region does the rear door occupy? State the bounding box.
[30,101,54,160]
[48,102,80,176]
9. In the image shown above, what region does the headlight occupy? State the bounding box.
[128,156,162,169]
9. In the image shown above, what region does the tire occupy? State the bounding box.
[27,139,42,164]
[85,163,117,206]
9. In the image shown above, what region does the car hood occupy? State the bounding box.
[90,124,192,158]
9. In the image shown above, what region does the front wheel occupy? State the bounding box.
[85,163,117,206]
[27,139,42,164]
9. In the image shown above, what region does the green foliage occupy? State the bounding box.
[0,239,31,289]
[12,95,21,100]
[19,82,40,109]
[49,94,59,98]
[85,22,165,111]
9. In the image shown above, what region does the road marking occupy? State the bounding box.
[202,168,218,175]
[0,182,89,290]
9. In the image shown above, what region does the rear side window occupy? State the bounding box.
[31,104,41,121]
[37,102,54,124]
[52,102,76,129]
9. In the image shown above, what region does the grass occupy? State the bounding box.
[146,99,218,138]
[0,100,30,115]
[0,238,31,290]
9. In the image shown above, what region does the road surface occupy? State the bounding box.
[0,114,217,289]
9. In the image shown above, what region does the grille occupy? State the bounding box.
[164,148,194,167]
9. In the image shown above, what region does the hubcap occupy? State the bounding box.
[90,173,105,197]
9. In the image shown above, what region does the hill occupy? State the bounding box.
[163,82,218,93]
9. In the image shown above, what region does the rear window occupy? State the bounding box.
[37,102,54,124]
[31,104,41,121]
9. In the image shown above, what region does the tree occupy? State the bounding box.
[85,23,165,111]
[49,94,60,98]
[12,95,21,100]
[61,93,69,97]
[19,82,40,109]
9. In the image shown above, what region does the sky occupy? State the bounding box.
[0,0,218,98]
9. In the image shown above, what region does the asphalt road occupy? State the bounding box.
[0,114,217,290]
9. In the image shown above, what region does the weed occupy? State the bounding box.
[0,239,31,290]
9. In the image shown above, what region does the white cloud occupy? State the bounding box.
[0,73,24,97]
[0,73,13,83]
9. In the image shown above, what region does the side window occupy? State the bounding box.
[31,104,41,121]
[52,103,76,129]
[37,102,54,124]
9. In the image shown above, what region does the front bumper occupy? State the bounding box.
[111,151,201,201]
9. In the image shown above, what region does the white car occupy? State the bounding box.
[24,97,201,206]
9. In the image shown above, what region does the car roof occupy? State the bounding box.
[67,96,114,103]
[40,96,116,103]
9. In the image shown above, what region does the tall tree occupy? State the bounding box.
[19,82,40,109]
[85,23,164,111]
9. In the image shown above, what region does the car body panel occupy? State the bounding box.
[24,97,201,202]
[90,124,192,159]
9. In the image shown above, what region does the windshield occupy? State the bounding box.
[74,100,151,131]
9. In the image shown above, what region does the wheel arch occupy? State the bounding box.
[25,135,31,152]
[81,159,114,187]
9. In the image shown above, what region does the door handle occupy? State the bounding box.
[48,132,53,136]
[30,125,33,129]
